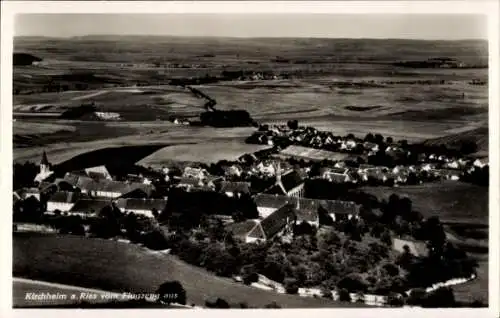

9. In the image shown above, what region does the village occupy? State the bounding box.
[12,120,488,308]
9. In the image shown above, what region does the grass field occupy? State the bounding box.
[360,181,489,225]
[13,233,363,308]
[138,139,271,165]
[13,37,488,164]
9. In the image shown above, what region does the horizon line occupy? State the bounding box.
[14,34,488,41]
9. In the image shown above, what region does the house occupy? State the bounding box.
[61,173,95,192]
[322,168,354,184]
[264,162,304,197]
[473,158,488,168]
[226,165,243,177]
[253,193,291,218]
[68,199,114,217]
[183,167,208,180]
[84,179,154,199]
[244,204,295,243]
[85,165,113,180]
[434,169,461,181]
[115,198,168,218]
[219,181,251,197]
[360,167,388,183]
[34,151,54,184]
[363,142,379,152]
[255,161,276,176]
[177,177,203,191]
[47,191,80,212]
[340,139,357,150]
[318,200,359,222]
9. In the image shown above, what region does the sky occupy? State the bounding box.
[15,14,487,40]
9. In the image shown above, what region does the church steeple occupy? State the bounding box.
[40,150,50,174]
[41,151,49,166]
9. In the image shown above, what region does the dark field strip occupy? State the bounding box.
[13,233,363,308]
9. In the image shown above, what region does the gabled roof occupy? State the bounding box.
[48,191,79,204]
[279,170,304,192]
[327,173,349,183]
[178,177,203,185]
[85,165,111,178]
[69,199,113,214]
[253,193,291,210]
[117,198,168,212]
[329,167,348,174]
[84,179,154,196]
[13,193,21,204]
[226,220,259,239]
[258,204,295,239]
[119,188,150,199]
[220,181,250,194]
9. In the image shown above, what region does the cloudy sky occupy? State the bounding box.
[15,14,487,40]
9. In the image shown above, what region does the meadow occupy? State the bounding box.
[13,233,363,308]
[361,181,489,225]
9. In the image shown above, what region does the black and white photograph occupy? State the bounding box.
[1,1,498,314]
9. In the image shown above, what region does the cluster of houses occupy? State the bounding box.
[246,124,488,184]
[15,151,363,244]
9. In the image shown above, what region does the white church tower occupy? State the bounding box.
[34,150,54,184]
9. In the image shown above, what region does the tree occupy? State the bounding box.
[156,281,187,305]
[421,287,456,308]
[387,293,404,307]
[264,301,281,308]
[287,120,299,130]
[364,133,375,143]
[338,288,351,302]
[406,288,427,306]
[386,137,394,144]
[284,278,299,294]
[205,297,230,308]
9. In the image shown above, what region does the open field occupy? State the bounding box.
[13,37,488,164]
[13,123,258,164]
[13,233,363,308]
[360,181,489,225]
[138,139,271,165]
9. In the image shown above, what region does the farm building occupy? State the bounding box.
[84,165,113,181]
[46,191,80,213]
[68,199,114,217]
[253,194,359,225]
[115,198,168,218]
[241,204,295,243]
[219,181,251,197]
[59,173,155,199]
[253,193,291,218]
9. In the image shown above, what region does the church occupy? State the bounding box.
[33,151,54,184]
